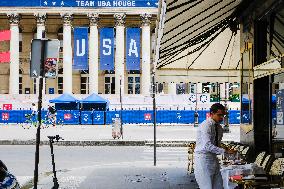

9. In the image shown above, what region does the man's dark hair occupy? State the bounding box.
[210,103,225,113]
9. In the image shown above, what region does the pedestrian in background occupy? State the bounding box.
[194,103,235,189]
[31,103,37,116]
[47,105,57,126]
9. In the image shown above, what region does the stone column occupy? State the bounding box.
[88,13,99,94]
[35,13,46,95]
[61,13,73,94]
[114,13,125,95]
[141,14,151,96]
[168,82,176,95]
[7,13,20,94]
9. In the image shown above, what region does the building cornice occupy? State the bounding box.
[0,8,158,15]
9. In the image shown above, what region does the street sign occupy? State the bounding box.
[30,39,60,78]
[30,39,42,77]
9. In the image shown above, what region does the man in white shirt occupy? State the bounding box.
[194,103,233,189]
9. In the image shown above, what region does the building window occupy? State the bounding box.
[58,27,63,52]
[33,78,36,94]
[57,68,63,94]
[156,83,164,93]
[105,75,115,94]
[202,82,211,93]
[128,76,140,94]
[176,83,186,94]
[19,69,22,94]
[81,77,88,94]
[81,70,89,94]
[19,28,23,52]
[57,77,63,94]
[189,83,196,93]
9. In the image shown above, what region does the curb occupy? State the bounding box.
[0,140,195,147]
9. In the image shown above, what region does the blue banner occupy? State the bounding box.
[0,0,158,7]
[100,28,114,70]
[126,28,141,70]
[73,27,88,70]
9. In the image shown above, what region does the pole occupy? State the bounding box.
[48,136,59,189]
[217,82,220,103]
[119,78,123,139]
[224,83,229,132]
[34,37,46,189]
[268,75,273,153]
[194,83,198,127]
[152,72,157,166]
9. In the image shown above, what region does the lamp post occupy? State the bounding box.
[119,76,123,139]
[194,83,199,127]
[152,71,157,166]
[223,82,230,133]
[34,35,46,189]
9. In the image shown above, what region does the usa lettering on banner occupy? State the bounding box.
[73,27,88,70]
[126,28,141,70]
[100,28,114,70]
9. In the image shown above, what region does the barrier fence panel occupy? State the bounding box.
[80,111,93,125]
[228,110,240,124]
[0,110,245,125]
[56,110,80,125]
[92,111,105,125]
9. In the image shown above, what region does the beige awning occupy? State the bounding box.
[156,0,243,70]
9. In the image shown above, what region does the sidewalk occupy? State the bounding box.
[0,124,240,146]
[35,162,198,189]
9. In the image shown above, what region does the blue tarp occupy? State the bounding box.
[49,93,79,110]
[49,93,79,103]
[80,93,109,111]
[80,93,109,104]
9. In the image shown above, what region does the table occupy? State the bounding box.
[220,163,265,189]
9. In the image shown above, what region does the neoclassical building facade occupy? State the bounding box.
[0,3,157,96]
[0,1,243,112]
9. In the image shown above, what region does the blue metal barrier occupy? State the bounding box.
[0,109,253,125]
[56,110,80,125]
[80,111,93,125]
[92,111,105,124]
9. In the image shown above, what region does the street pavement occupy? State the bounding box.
[0,124,240,145]
[2,146,198,189]
[0,124,240,188]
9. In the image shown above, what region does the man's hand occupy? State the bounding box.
[226,149,237,154]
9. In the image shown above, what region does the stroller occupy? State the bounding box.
[112,118,122,139]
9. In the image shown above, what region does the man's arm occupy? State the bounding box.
[201,125,225,155]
